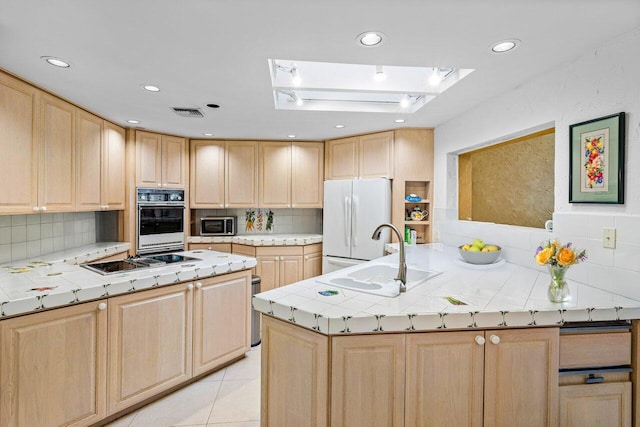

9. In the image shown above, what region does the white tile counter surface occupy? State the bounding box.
[0,247,256,318]
[253,243,640,335]
[188,234,322,246]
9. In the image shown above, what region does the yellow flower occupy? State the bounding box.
[557,247,577,266]
[535,247,553,265]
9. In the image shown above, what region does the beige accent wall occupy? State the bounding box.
[458,129,555,228]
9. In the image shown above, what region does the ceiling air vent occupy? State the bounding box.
[171,107,205,118]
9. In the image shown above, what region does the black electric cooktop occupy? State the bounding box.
[81,254,201,275]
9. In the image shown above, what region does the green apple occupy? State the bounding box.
[472,238,485,249]
[468,245,481,252]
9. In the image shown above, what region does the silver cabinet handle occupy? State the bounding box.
[33,206,40,211]
[40,206,47,211]
[490,335,500,345]
[98,302,107,311]
[475,335,486,346]
[196,282,202,289]
[187,283,194,290]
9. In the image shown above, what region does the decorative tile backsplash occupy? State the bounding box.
[0,212,96,264]
[194,208,322,235]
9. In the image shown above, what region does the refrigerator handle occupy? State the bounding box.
[344,196,351,248]
[351,195,358,247]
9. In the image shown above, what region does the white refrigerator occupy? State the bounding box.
[322,178,391,273]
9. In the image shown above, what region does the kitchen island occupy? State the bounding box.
[0,248,256,427]
[253,244,640,426]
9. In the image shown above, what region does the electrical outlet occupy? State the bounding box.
[603,228,616,249]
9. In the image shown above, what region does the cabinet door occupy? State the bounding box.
[262,316,329,427]
[292,142,324,208]
[559,382,631,427]
[39,92,75,211]
[225,140,258,207]
[0,301,107,427]
[359,131,394,179]
[162,135,186,188]
[256,255,279,293]
[190,140,225,208]
[0,72,38,213]
[135,131,162,188]
[108,283,193,414]
[75,109,103,211]
[331,334,405,427]
[259,141,291,208]
[193,271,251,376]
[280,255,303,286]
[304,252,322,279]
[406,331,484,427]
[484,328,559,427]
[102,122,126,210]
[326,136,358,180]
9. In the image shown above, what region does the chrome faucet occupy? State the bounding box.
[371,223,407,293]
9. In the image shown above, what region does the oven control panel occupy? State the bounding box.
[137,188,184,204]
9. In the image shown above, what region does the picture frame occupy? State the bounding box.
[569,112,625,204]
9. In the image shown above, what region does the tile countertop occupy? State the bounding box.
[252,243,640,335]
[0,249,256,318]
[0,242,132,267]
[188,234,322,246]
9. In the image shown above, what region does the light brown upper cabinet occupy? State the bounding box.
[291,142,324,208]
[325,131,393,180]
[259,141,324,209]
[190,140,225,208]
[76,109,103,211]
[76,111,126,211]
[37,92,76,212]
[136,131,186,189]
[0,72,38,214]
[259,141,291,208]
[225,140,259,207]
[101,122,126,210]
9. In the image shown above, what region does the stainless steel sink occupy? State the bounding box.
[316,263,441,297]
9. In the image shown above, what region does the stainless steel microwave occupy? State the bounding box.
[199,216,236,236]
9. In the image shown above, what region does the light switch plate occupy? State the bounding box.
[603,228,616,249]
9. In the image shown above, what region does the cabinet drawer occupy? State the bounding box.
[559,332,631,369]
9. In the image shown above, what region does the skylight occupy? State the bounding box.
[268,59,474,113]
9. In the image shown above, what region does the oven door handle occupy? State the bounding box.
[138,204,186,209]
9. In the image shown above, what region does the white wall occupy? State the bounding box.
[433,27,640,295]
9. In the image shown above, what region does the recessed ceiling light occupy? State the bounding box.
[206,103,220,109]
[42,56,70,68]
[203,133,214,136]
[127,120,140,124]
[394,119,405,123]
[288,134,296,138]
[357,31,384,47]
[142,84,160,92]
[490,39,521,53]
[335,124,345,129]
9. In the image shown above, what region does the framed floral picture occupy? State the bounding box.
[569,112,625,203]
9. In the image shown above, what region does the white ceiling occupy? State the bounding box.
[1,0,639,141]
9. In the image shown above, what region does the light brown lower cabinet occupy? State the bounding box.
[0,270,251,426]
[331,334,406,427]
[261,317,559,427]
[109,270,251,414]
[193,272,251,376]
[108,282,194,414]
[232,243,322,292]
[0,301,108,427]
[261,316,329,427]
[559,382,631,427]
[188,242,232,253]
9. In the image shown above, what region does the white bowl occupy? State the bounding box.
[458,245,502,265]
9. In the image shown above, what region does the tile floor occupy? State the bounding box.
[105,345,261,427]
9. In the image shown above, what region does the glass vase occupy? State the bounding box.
[547,265,570,303]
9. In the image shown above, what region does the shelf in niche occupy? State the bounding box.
[404,221,430,226]
[404,199,430,204]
